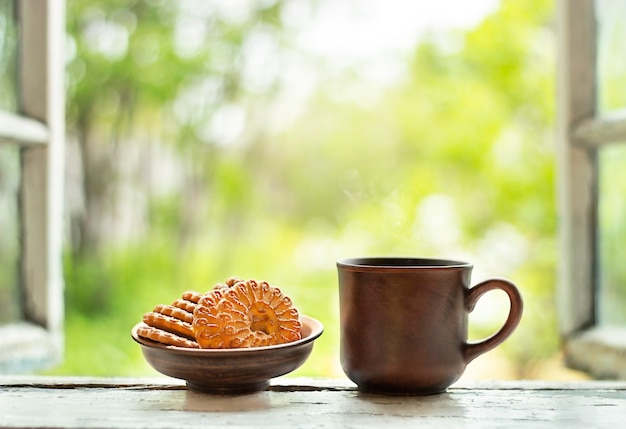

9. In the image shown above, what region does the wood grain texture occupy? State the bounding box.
[555,0,597,337]
[1,377,626,428]
[7,0,66,374]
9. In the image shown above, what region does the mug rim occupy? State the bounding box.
[337,257,472,269]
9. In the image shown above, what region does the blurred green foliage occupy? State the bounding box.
[48,0,560,378]
[599,145,626,325]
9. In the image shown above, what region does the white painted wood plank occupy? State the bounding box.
[555,0,597,336]
[1,378,626,428]
[565,326,626,379]
[10,0,65,374]
[43,0,67,350]
[0,111,48,145]
[4,376,626,391]
[20,147,49,327]
[556,0,626,381]
[0,324,59,373]
[574,109,626,147]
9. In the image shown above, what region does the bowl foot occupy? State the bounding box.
[186,380,270,395]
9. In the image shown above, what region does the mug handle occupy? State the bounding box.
[463,278,523,364]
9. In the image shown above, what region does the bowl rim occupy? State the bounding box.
[131,314,324,354]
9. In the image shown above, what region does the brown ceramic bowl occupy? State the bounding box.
[131,315,323,394]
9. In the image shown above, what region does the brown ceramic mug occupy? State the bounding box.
[337,257,523,395]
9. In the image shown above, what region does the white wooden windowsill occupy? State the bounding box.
[564,325,626,379]
[2,376,626,428]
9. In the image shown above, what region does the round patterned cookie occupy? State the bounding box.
[192,279,302,349]
[211,276,243,291]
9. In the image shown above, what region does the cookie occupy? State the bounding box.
[137,324,199,348]
[192,279,301,349]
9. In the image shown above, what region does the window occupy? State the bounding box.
[557,0,626,378]
[2,0,623,379]
[0,0,65,372]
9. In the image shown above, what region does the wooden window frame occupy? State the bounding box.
[2,0,625,378]
[0,0,65,372]
[557,0,626,378]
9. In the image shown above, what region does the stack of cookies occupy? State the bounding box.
[137,277,302,349]
[138,290,203,348]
